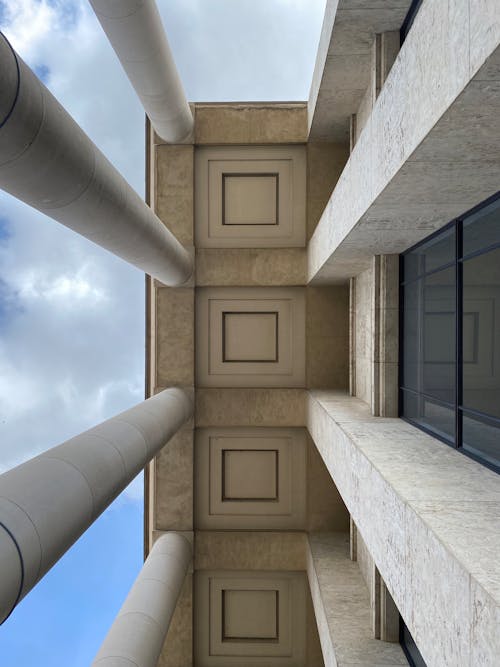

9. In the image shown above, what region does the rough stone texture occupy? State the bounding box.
[353,266,373,406]
[196,248,306,286]
[307,142,348,240]
[195,388,307,427]
[194,103,308,145]
[155,423,193,532]
[308,0,410,142]
[307,532,407,667]
[156,287,194,387]
[471,578,500,667]
[308,3,500,283]
[356,528,373,602]
[351,256,398,415]
[155,145,194,245]
[195,531,307,571]
[307,582,326,667]
[307,391,500,667]
[468,0,500,79]
[307,434,349,532]
[307,286,349,389]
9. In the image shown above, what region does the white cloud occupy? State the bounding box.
[0,0,326,484]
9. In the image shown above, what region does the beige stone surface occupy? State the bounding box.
[306,286,349,389]
[155,145,193,246]
[195,144,306,248]
[195,427,307,530]
[355,528,373,599]
[307,589,325,667]
[308,1,410,142]
[308,7,500,284]
[307,391,500,667]
[353,266,373,406]
[471,578,500,667]
[405,504,471,667]
[196,248,306,286]
[196,286,306,388]
[155,423,193,532]
[307,532,407,667]
[470,0,500,78]
[195,388,307,427]
[157,573,193,667]
[194,103,308,144]
[307,143,348,240]
[156,287,194,387]
[195,531,307,571]
[307,435,349,532]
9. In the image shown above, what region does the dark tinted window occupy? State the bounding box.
[401,192,500,472]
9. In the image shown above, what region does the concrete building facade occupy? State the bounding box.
[0,0,499,666]
[145,1,500,665]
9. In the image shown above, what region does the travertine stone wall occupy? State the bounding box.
[307,286,349,389]
[194,103,308,145]
[354,31,400,147]
[306,142,348,240]
[147,130,195,667]
[351,255,398,416]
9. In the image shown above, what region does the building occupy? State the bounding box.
[0,1,499,666]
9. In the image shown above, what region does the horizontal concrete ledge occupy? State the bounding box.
[307,391,500,667]
[308,0,411,142]
[308,0,500,283]
[307,532,407,667]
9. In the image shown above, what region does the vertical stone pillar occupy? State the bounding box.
[92,533,192,667]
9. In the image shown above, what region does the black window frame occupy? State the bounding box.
[400,0,424,45]
[399,190,500,474]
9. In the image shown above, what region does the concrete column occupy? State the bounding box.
[92,532,191,667]
[0,33,192,286]
[0,388,192,624]
[90,0,193,144]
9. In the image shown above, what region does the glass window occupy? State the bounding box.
[462,247,500,420]
[403,224,455,283]
[401,192,500,473]
[463,197,500,257]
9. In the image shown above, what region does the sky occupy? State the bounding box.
[0,0,326,664]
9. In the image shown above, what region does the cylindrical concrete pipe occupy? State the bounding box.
[89,0,193,144]
[0,32,192,286]
[92,532,192,667]
[0,388,193,624]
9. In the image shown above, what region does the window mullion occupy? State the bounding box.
[456,221,463,450]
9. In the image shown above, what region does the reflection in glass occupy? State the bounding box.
[462,247,500,419]
[422,268,455,404]
[462,413,500,469]
[463,197,500,257]
[401,193,500,471]
[402,390,455,443]
[404,225,455,283]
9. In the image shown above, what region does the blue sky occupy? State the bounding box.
[0,0,325,664]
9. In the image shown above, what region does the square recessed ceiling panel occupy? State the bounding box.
[196,287,305,387]
[195,570,306,667]
[195,146,306,247]
[195,427,306,530]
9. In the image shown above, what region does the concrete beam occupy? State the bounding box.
[0,33,192,286]
[308,0,500,283]
[90,0,193,144]
[92,532,192,667]
[307,391,500,667]
[0,388,192,624]
[308,0,410,142]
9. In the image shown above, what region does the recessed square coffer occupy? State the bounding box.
[195,145,306,247]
